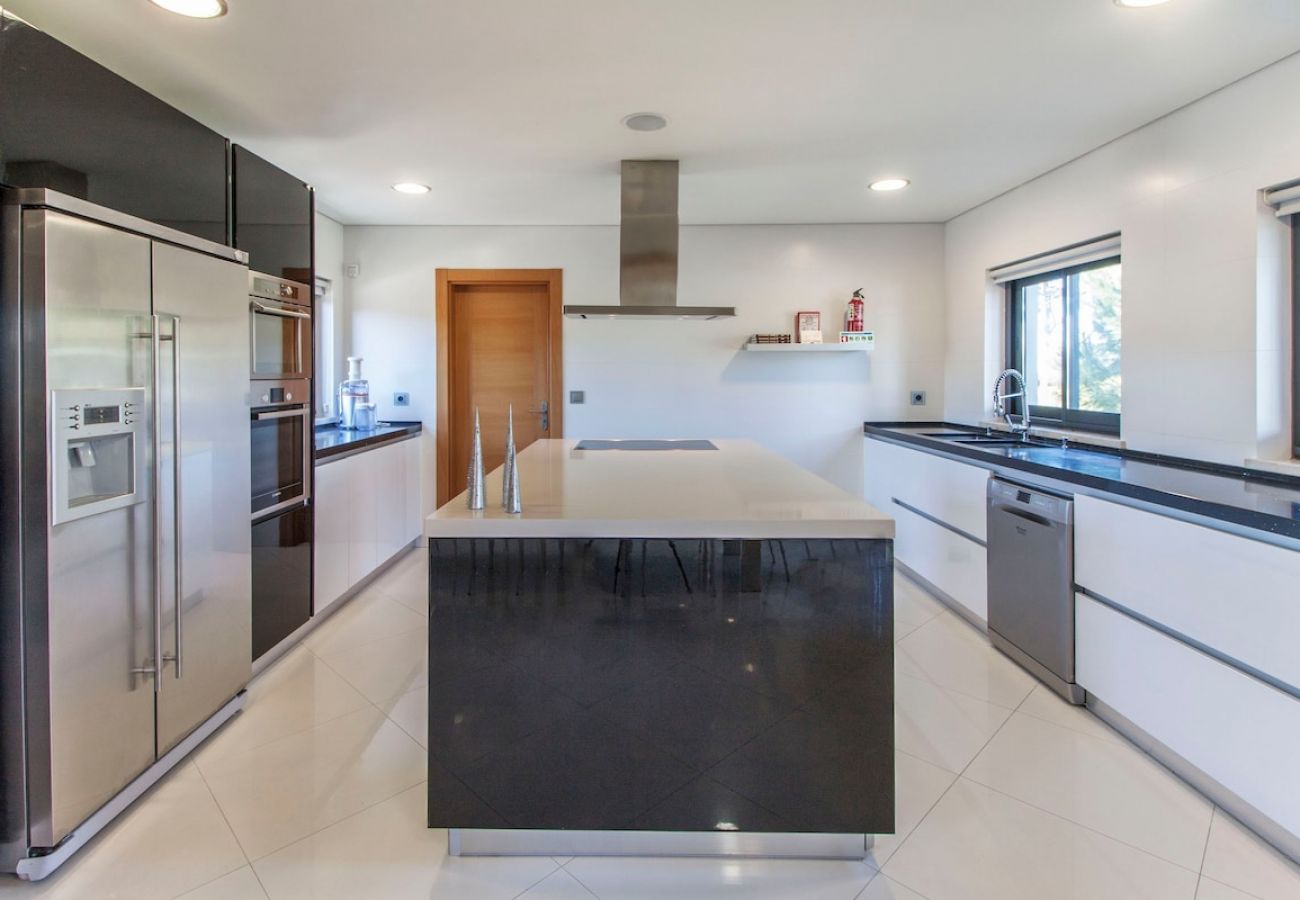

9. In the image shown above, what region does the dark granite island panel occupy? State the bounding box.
[423,439,896,859]
[427,537,893,836]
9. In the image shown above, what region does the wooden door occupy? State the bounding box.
[436,269,563,506]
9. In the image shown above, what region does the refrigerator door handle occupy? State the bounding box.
[169,316,183,679]
[150,314,164,691]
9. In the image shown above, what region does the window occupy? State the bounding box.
[1006,257,1122,434]
[314,277,335,421]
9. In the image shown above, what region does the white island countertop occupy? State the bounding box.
[426,438,894,540]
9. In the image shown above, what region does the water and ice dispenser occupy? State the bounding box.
[50,388,147,525]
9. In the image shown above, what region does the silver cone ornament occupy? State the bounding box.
[502,404,522,514]
[466,407,485,509]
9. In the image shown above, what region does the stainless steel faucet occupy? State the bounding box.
[993,368,1031,437]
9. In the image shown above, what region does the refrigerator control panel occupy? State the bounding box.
[51,387,147,526]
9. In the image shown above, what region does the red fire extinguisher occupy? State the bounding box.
[846,289,866,332]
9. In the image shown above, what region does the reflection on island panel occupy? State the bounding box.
[425,537,895,835]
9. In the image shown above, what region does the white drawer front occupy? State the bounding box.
[1077,594,1300,842]
[865,437,989,541]
[893,498,988,622]
[1076,494,1300,690]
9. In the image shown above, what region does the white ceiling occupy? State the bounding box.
[10,0,1300,225]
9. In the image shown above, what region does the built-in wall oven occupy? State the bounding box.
[250,378,313,659]
[251,380,311,518]
[249,271,311,381]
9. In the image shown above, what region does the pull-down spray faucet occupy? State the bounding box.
[992,369,1031,438]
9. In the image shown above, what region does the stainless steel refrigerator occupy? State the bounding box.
[0,188,253,880]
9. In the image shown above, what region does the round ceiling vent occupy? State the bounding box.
[622,113,669,132]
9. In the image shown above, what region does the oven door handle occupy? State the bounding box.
[252,407,308,421]
[251,300,311,320]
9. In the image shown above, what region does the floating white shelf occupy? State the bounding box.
[742,336,873,352]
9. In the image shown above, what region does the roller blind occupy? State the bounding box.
[988,232,1121,285]
[1264,180,1300,219]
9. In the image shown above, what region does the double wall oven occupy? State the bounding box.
[249,272,313,661]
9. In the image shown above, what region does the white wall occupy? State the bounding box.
[341,223,946,512]
[944,52,1299,464]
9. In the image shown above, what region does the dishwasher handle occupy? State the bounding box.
[995,506,1054,529]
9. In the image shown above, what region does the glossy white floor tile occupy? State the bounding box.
[1016,683,1124,745]
[1194,877,1258,900]
[314,627,428,705]
[883,779,1201,900]
[963,712,1214,870]
[866,751,958,869]
[893,672,1012,773]
[563,855,875,900]
[302,587,427,658]
[251,786,558,900]
[892,574,947,640]
[857,873,928,900]
[378,684,429,747]
[896,613,1038,709]
[1199,809,1300,900]
[174,867,268,900]
[0,765,245,900]
[370,550,431,615]
[197,706,426,860]
[519,868,599,899]
[194,646,371,768]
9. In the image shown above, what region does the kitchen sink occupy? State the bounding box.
[949,437,1047,446]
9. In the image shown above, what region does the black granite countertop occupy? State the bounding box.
[314,421,422,462]
[865,422,1300,542]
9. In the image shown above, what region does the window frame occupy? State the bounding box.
[313,276,336,424]
[1005,255,1122,436]
[1292,216,1299,458]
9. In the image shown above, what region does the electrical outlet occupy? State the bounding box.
[393,391,410,407]
[909,390,927,407]
[569,390,585,404]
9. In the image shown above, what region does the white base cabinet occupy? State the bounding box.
[1077,594,1300,852]
[314,436,423,614]
[1074,495,1300,858]
[864,436,989,622]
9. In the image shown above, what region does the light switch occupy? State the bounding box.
[569,390,585,404]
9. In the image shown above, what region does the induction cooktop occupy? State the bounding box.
[574,439,718,451]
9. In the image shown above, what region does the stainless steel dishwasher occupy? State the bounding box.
[986,477,1085,704]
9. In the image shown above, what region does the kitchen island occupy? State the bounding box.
[423,439,895,858]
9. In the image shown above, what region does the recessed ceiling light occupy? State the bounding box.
[869,178,910,192]
[391,182,431,195]
[1113,0,1171,7]
[622,113,669,132]
[149,0,228,18]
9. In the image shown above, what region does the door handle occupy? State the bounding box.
[149,315,164,692]
[250,300,311,320]
[528,401,549,432]
[170,316,183,679]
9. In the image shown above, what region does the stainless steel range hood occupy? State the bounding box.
[564,160,735,319]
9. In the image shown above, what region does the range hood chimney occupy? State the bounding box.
[563,160,735,319]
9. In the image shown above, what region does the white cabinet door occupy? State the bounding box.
[313,459,351,614]
[403,438,423,545]
[892,497,988,621]
[374,442,406,565]
[1076,495,1300,690]
[348,450,380,587]
[865,437,988,541]
[1077,594,1300,844]
[865,437,989,622]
